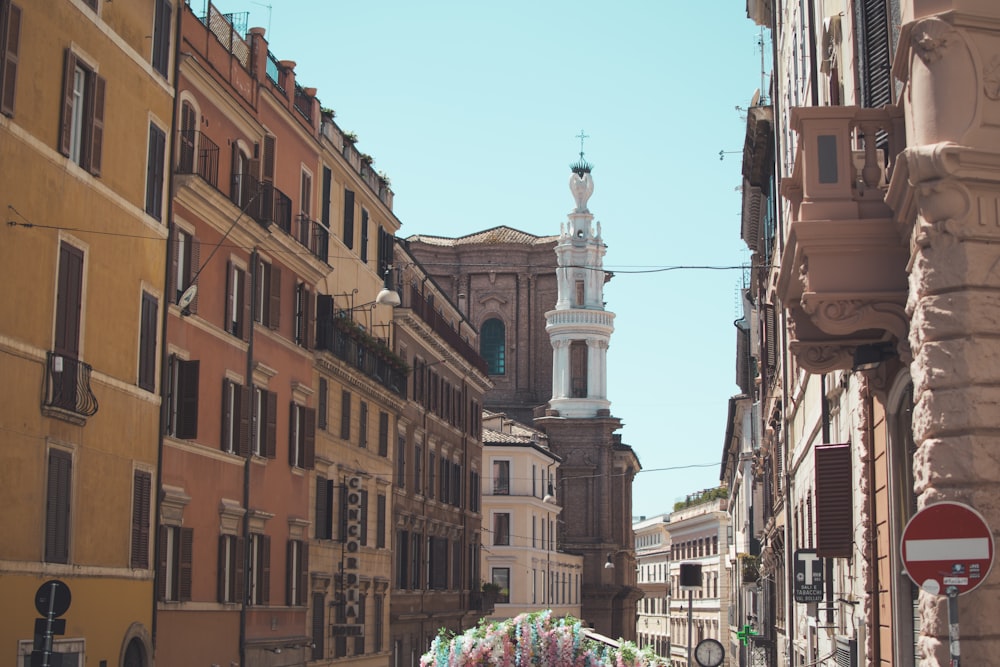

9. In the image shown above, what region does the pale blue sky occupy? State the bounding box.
[204,1,767,518]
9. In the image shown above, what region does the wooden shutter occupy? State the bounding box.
[299,543,309,606]
[343,189,355,249]
[55,242,84,358]
[338,484,347,541]
[45,449,72,563]
[177,359,199,439]
[260,534,271,604]
[764,303,778,374]
[261,135,275,182]
[859,0,892,108]
[0,1,21,117]
[360,208,369,263]
[311,592,325,656]
[217,535,228,602]
[178,527,194,601]
[138,292,158,391]
[152,0,171,77]
[360,490,368,546]
[156,525,168,600]
[303,285,313,349]
[265,390,277,458]
[288,403,298,467]
[340,391,351,440]
[225,260,235,334]
[315,476,329,540]
[378,411,388,457]
[145,124,166,218]
[234,536,245,602]
[221,378,233,452]
[815,442,853,557]
[286,540,296,605]
[59,49,76,156]
[240,268,251,342]
[237,384,250,457]
[88,74,106,175]
[131,470,151,568]
[268,266,281,329]
[376,494,386,548]
[188,237,200,314]
[321,166,332,227]
[304,407,316,469]
[318,378,327,430]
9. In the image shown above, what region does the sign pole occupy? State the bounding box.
[686,590,693,667]
[947,587,960,667]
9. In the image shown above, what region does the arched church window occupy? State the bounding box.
[480,318,506,375]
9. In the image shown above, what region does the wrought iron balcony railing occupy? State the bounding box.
[315,310,408,397]
[43,352,98,417]
[176,130,220,189]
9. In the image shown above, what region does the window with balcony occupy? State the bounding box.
[130,469,151,569]
[217,533,244,603]
[493,460,510,495]
[171,227,198,311]
[44,448,72,563]
[157,525,192,601]
[480,318,505,375]
[0,1,22,117]
[59,50,105,175]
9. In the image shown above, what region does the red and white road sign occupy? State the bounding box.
[901,501,995,596]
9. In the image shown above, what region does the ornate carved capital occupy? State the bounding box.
[911,18,959,66]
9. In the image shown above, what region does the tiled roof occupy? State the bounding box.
[407,225,557,247]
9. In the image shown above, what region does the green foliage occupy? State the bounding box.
[673,485,728,511]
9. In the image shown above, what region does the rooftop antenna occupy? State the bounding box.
[251,1,272,36]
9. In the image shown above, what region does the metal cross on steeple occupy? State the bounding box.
[576,129,590,158]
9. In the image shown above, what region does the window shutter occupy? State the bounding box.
[340,391,351,440]
[286,540,295,605]
[88,74,106,175]
[240,268,251,342]
[237,384,250,457]
[152,0,172,77]
[221,378,233,452]
[303,286,313,349]
[145,124,166,219]
[234,536,245,602]
[360,209,369,263]
[45,449,72,563]
[315,476,330,539]
[169,229,180,304]
[764,303,778,374]
[260,534,271,604]
[858,0,892,108]
[815,442,853,557]
[179,527,194,601]
[304,407,316,469]
[217,535,227,602]
[188,237,200,313]
[177,359,199,440]
[156,525,168,600]
[376,494,386,548]
[265,390,277,458]
[343,189,355,249]
[225,260,234,334]
[138,292,158,391]
[131,470,151,568]
[261,135,275,182]
[55,242,84,358]
[338,484,347,542]
[268,266,281,329]
[288,402,298,467]
[299,543,309,606]
[318,378,327,430]
[59,50,76,156]
[0,2,21,117]
[378,411,388,457]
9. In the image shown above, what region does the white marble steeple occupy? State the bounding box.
[545,154,615,418]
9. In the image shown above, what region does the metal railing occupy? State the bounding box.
[294,83,312,122]
[315,313,407,397]
[408,285,489,375]
[202,4,250,68]
[266,50,284,93]
[43,352,98,417]
[176,130,220,189]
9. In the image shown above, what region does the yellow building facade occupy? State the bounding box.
[0,1,176,666]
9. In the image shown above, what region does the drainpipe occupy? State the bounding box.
[239,247,259,667]
[151,1,185,653]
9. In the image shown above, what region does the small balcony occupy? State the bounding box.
[176,130,220,189]
[315,303,408,397]
[42,352,99,422]
[777,105,911,373]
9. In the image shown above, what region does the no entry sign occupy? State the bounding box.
[901,502,995,596]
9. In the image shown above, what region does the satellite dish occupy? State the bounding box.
[178,284,197,310]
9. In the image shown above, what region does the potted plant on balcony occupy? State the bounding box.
[422,610,667,667]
